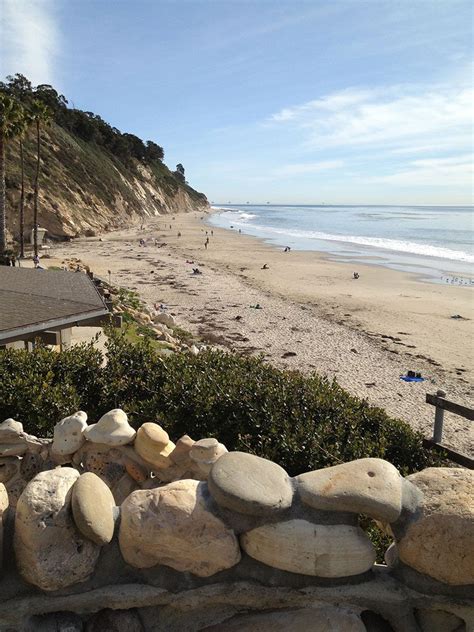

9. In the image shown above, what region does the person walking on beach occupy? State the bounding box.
[33,254,40,268]
[204,240,208,250]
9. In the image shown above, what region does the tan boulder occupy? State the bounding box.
[241,519,375,577]
[396,468,474,585]
[297,458,403,523]
[72,472,116,545]
[190,438,228,475]
[134,422,175,469]
[0,418,27,457]
[83,409,136,446]
[154,312,175,327]
[119,479,241,576]
[52,411,88,456]
[169,434,195,465]
[14,468,100,591]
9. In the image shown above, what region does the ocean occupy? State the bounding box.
[208,205,474,285]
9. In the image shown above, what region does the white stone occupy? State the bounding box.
[14,468,100,591]
[241,519,376,577]
[83,409,136,446]
[119,479,241,576]
[154,312,175,327]
[52,411,88,456]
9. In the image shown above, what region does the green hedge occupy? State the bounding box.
[0,331,442,477]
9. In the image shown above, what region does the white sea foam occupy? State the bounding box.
[227,220,474,264]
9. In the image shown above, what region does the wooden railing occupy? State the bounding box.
[423,390,473,469]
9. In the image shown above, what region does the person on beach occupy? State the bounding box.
[262,264,269,269]
[177,232,181,237]
[353,272,360,279]
[211,230,214,236]
[33,254,40,268]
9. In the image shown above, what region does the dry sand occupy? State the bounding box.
[45,210,473,455]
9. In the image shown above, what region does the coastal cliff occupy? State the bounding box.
[2,76,209,241]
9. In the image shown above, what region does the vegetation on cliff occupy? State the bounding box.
[0,74,208,246]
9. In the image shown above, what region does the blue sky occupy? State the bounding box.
[1,0,473,205]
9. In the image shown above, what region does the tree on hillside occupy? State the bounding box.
[12,111,33,258]
[3,73,32,99]
[30,99,52,257]
[174,163,185,182]
[145,140,164,163]
[0,93,25,256]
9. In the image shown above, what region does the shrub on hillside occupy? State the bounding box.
[0,344,101,435]
[0,332,442,475]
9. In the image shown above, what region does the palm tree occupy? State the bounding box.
[0,93,24,257]
[10,112,32,258]
[30,99,52,256]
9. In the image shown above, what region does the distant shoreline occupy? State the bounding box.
[207,206,474,288]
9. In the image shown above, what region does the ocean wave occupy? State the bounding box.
[220,210,256,221]
[224,220,474,263]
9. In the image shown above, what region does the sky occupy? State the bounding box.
[0,0,473,205]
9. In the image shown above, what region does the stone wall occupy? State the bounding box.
[0,410,472,631]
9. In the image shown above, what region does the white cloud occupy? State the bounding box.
[369,155,474,187]
[274,160,344,176]
[269,83,473,153]
[0,0,59,85]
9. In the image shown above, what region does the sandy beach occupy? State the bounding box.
[45,210,473,455]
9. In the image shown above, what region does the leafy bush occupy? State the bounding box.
[0,332,442,476]
[0,344,101,435]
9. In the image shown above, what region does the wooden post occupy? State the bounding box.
[433,389,446,443]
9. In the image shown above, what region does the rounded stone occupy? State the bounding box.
[241,519,376,577]
[14,468,100,591]
[190,438,219,461]
[52,411,88,456]
[119,479,241,576]
[83,409,136,446]
[0,418,27,457]
[169,434,195,465]
[134,422,174,468]
[72,472,116,545]
[208,451,293,516]
[296,458,403,523]
[396,467,474,585]
[191,439,228,476]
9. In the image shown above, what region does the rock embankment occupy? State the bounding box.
[0,409,472,630]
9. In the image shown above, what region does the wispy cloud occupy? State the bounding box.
[369,155,473,187]
[0,0,59,85]
[269,81,473,154]
[274,160,344,176]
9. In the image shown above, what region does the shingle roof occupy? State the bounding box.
[0,268,108,339]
